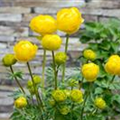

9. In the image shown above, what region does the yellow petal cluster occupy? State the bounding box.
[57,7,84,34]
[105,55,120,75]
[41,34,62,51]
[55,52,67,65]
[29,15,57,35]
[14,41,38,62]
[83,49,96,61]
[70,89,83,103]
[94,97,106,109]
[14,96,27,109]
[82,63,99,82]
[2,54,17,67]
[52,90,67,102]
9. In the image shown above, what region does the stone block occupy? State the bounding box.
[0,26,29,37]
[0,7,30,13]
[0,13,22,22]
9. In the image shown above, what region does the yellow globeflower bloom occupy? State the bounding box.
[41,34,62,51]
[52,90,67,102]
[95,97,106,109]
[14,41,38,62]
[105,55,120,75]
[57,7,84,34]
[2,54,17,67]
[83,49,96,61]
[82,63,99,82]
[14,96,27,109]
[29,15,57,35]
[70,89,83,103]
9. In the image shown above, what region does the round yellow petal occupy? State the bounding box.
[29,15,57,35]
[41,34,62,51]
[105,55,120,75]
[83,49,96,61]
[82,63,99,82]
[57,7,84,34]
[14,40,38,62]
[95,97,106,109]
[70,89,83,103]
[52,90,67,102]
[14,96,27,109]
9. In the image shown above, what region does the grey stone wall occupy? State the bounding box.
[0,0,120,119]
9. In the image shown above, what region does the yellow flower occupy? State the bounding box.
[14,41,38,62]
[14,96,27,109]
[83,49,96,61]
[95,97,106,109]
[57,7,84,34]
[70,89,83,103]
[82,63,99,82]
[55,52,67,65]
[60,106,70,115]
[2,54,17,67]
[41,34,62,51]
[52,90,67,102]
[29,15,57,35]
[105,55,120,75]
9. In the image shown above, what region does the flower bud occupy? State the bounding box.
[52,90,67,102]
[83,49,96,61]
[33,75,41,85]
[49,98,55,106]
[94,97,106,109]
[105,55,120,75]
[70,89,83,103]
[2,54,17,67]
[59,106,70,115]
[27,80,33,88]
[14,96,27,109]
[63,90,71,97]
[55,52,67,65]
[82,63,99,82]
[68,79,78,87]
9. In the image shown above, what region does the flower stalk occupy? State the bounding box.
[9,65,25,94]
[52,51,58,90]
[80,83,92,120]
[26,62,44,110]
[42,49,46,89]
[62,34,69,82]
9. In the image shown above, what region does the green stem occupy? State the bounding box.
[80,83,92,120]
[79,77,84,89]
[62,34,69,82]
[10,66,25,94]
[52,51,57,90]
[42,49,46,89]
[108,75,115,89]
[27,62,44,110]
